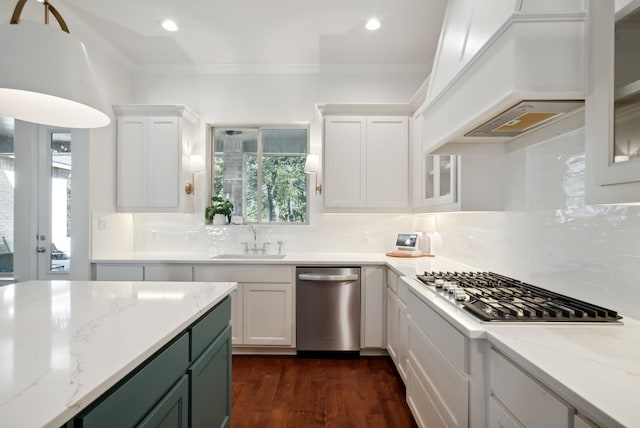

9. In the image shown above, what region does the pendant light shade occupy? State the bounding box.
[0,1,110,128]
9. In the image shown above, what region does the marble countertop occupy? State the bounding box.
[0,280,236,428]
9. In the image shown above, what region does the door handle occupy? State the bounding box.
[298,274,359,282]
[36,246,47,253]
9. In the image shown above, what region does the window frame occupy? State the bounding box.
[208,123,310,225]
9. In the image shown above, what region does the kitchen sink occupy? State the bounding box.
[210,254,286,259]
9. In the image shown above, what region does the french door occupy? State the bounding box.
[36,128,73,279]
[13,120,90,281]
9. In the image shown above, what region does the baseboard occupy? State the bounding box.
[232,346,389,357]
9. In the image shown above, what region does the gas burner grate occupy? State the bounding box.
[416,272,622,323]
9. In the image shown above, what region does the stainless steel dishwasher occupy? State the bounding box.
[296,267,361,355]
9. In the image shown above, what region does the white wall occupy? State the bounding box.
[432,127,640,320]
[90,69,424,257]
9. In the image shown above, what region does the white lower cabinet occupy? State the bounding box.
[144,264,193,281]
[386,288,400,364]
[489,396,524,428]
[489,349,573,428]
[386,269,401,364]
[574,414,599,428]
[397,292,409,382]
[95,264,144,281]
[94,263,192,281]
[229,288,243,344]
[406,359,449,428]
[242,283,293,346]
[407,316,469,428]
[386,280,409,382]
[404,281,475,428]
[194,265,295,348]
[361,266,385,348]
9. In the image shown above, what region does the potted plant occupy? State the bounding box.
[205,196,234,225]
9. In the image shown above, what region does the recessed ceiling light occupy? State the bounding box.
[161,19,178,32]
[366,18,381,31]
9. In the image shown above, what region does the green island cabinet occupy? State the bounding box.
[65,296,231,428]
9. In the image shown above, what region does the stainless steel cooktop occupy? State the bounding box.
[416,272,622,323]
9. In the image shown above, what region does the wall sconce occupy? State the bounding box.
[185,155,205,195]
[304,154,322,195]
[0,0,110,128]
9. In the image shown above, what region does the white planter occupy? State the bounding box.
[212,214,228,225]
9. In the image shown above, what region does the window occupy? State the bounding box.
[211,125,309,224]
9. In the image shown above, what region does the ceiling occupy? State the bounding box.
[46,0,447,70]
[0,0,447,138]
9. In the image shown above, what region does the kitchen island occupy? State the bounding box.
[0,280,236,428]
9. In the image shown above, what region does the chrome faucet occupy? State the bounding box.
[248,224,259,253]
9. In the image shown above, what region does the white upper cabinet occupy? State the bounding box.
[412,101,503,212]
[365,117,409,208]
[323,116,366,208]
[114,105,198,212]
[414,153,504,213]
[324,115,409,210]
[421,154,457,208]
[585,0,640,204]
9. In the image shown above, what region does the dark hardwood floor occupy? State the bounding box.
[231,355,418,428]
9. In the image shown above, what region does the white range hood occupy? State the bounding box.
[422,7,590,155]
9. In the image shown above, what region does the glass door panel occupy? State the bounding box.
[613,8,640,164]
[439,155,452,198]
[424,155,435,200]
[49,132,71,273]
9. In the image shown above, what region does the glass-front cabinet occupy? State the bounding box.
[422,154,457,207]
[586,0,640,204]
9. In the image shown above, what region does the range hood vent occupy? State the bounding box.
[422,9,589,154]
[465,100,584,138]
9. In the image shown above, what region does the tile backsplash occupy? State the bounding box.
[92,211,414,258]
[92,126,640,319]
[432,128,640,320]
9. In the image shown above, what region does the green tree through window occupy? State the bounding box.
[212,126,308,224]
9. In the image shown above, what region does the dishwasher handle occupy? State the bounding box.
[298,273,359,282]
